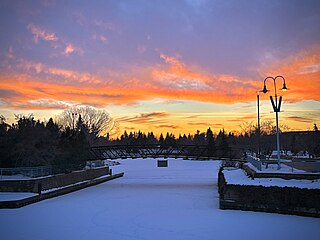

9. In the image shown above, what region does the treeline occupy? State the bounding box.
[106,128,233,157]
[1,114,319,168]
[107,129,231,155]
[0,115,89,170]
[105,126,320,158]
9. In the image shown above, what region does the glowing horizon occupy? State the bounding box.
[0,1,319,137]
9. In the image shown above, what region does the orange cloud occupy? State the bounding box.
[285,116,314,123]
[152,54,259,103]
[262,47,320,102]
[187,122,212,126]
[1,48,319,113]
[157,125,180,129]
[117,112,170,125]
[0,58,258,111]
[227,114,257,122]
[47,67,101,84]
[0,67,165,112]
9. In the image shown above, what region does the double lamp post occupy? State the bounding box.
[258,75,288,169]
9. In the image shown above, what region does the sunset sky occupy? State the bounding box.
[0,0,319,137]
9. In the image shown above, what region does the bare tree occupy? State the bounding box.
[261,120,289,135]
[0,115,6,124]
[240,120,289,136]
[57,106,118,137]
[239,121,256,136]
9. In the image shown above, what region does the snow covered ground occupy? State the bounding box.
[0,192,37,201]
[0,158,319,240]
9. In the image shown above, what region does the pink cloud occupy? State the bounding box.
[27,24,58,43]
[63,43,84,56]
[63,43,75,55]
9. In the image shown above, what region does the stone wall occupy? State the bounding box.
[218,168,320,218]
[0,167,109,193]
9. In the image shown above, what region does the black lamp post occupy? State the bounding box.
[257,91,261,157]
[261,75,288,169]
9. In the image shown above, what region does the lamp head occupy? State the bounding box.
[282,82,288,91]
[262,84,268,94]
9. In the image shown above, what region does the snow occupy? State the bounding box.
[41,179,93,194]
[0,192,37,201]
[224,168,320,189]
[103,159,120,166]
[0,158,319,240]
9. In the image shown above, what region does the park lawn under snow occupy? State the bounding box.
[0,158,319,240]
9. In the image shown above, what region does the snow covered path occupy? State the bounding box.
[0,158,319,240]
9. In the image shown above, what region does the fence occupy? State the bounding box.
[0,162,105,179]
[0,166,52,179]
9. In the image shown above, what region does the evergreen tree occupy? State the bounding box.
[216,129,229,157]
[147,132,157,144]
[206,128,215,156]
[56,126,89,173]
[0,115,90,172]
[0,116,11,167]
[159,133,164,146]
[194,130,200,145]
[46,117,59,135]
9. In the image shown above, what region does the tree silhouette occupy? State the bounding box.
[206,128,215,156]
[57,106,117,138]
[0,115,90,171]
[216,129,229,157]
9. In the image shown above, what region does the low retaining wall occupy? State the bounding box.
[0,167,110,193]
[243,164,320,180]
[0,172,124,208]
[218,168,320,218]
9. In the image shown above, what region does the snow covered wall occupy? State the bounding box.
[0,166,110,193]
[219,168,320,217]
